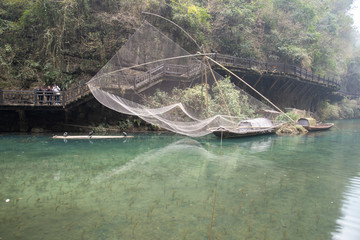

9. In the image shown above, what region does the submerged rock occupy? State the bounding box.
[31,128,44,133]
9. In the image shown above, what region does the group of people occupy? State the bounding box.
[36,85,61,105]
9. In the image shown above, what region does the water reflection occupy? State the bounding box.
[92,138,214,183]
[1,124,360,239]
[333,175,360,240]
[93,136,275,184]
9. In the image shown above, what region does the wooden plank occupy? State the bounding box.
[52,135,134,139]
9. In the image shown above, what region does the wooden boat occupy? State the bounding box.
[297,118,334,131]
[212,126,279,138]
[211,118,281,138]
[52,135,133,139]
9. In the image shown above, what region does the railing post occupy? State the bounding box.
[0,88,3,104]
[34,89,37,105]
[62,91,66,107]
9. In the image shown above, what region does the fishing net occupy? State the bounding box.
[87,21,281,137]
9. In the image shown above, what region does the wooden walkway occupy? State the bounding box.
[0,80,91,110]
[213,54,340,90]
[0,54,344,109]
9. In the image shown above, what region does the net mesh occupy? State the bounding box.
[87,21,281,137]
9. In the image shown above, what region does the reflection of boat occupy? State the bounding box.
[212,118,281,138]
[297,118,334,131]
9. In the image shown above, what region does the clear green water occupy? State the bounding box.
[1,120,360,240]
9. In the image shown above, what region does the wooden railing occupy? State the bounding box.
[61,81,90,105]
[0,81,90,107]
[132,63,202,90]
[213,54,340,89]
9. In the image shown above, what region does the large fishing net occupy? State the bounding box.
[87,21,281,137]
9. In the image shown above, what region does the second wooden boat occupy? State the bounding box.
[297,118,334,131]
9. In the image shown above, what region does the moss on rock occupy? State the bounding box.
[276,123,308,135]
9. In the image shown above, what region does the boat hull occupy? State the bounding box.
[304,123,334,131]
[212,127,277,138]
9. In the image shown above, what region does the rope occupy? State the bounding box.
[206,56,295,123]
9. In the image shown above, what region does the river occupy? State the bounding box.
[0,120,359,239]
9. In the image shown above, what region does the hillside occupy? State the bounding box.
[0,0,359,95]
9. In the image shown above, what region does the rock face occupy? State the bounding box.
[0,98,130,133]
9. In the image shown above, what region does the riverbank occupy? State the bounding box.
[317,98,360,120]
[0,96,358,134]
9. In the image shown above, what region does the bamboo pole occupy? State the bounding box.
[204,57,235,127]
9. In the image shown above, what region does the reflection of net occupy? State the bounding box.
[87,21,278,137]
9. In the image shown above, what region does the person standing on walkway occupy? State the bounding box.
[52,85,61,105]
[36,86,44,104]
[45,86,53,105]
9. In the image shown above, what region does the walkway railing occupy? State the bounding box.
[0,54,344,108]
[132,63,202,90]
[213,54,340,89]
[0,81,90,107]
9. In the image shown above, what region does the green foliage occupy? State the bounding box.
[170,0,211,43]
[210,77,242,117]
[344,57,360,94]
[118,118,133,130]
[317,100,340,120]
[338,98,360,119]
[209,0,258,57]
[276,111,300,122]
[93,123,108,133]
[117,116,143,130]
[278,44,311,66]
[0,0,359,92]
[17,59,41,88]
[180,84,209,117]
[318,97,360,120]
[0,44,15,72]
[43,62,61,86]
[273,0,315,27]
[148,89,172,108]
[147,77,256,119]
